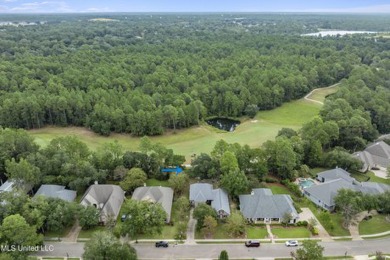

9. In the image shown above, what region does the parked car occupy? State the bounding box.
[245,240,260,247]
[155,241,169,248]
[285,240,299,247]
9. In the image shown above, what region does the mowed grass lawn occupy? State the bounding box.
[29,97,321,161]
[271,226,311,238]
[359,215,390,235]
[246,226,269,239]
[305,84,340,103]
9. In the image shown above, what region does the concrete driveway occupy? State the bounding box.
[299,208,332,241]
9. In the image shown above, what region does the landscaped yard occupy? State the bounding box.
[44,226,72,239]
[78,226,106,239]
[271,226,311,238]
[350,171,390,185]
[266,183,291,195]
[246,225,269,239]
[359,215,390,235]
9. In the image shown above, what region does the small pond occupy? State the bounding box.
[206,118,240,132]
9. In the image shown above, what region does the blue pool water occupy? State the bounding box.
[299,179,315,189]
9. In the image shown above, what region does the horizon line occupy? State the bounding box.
[1,11,390,15]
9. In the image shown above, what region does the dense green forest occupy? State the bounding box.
[0,13,389,137]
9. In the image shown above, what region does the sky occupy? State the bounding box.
[0,0,390,13]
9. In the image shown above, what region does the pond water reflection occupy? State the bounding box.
[206,118,240,132]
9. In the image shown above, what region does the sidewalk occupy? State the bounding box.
[299,207,332,241]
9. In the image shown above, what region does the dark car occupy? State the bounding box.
[121,214,127,222]
[245,240,260,247]
[155,241,169,248]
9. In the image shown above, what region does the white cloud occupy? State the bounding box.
[84,7,114,13]
[10,1,73,13]
[1,0,18,3]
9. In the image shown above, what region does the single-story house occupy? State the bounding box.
[0,180,14,193]
[316,168,356,183]
[354,141,390,172]
[239,188,299,224]
[304,168,390,211]
[34,184,76,202]
[303,179,355,211]
[80,184,125,224]
[0,180,32,194]
[189,183,230,218]
[132,186,174,223]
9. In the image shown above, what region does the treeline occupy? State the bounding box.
[0,128,184,193]
[0,14,387,135]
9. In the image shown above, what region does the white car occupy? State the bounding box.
[285,240,299,247]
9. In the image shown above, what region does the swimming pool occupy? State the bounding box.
[298,178,315,189]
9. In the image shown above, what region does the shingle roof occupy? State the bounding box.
[353,151,373,172]
[34,184,76,202]
[189,183,214,202]
[211,188,230,215]
[304,179,355,208]
[132,186,174,222]
[355,141,390,169]
[239,188,298,220]
[80,185,124,223]
[356,182,390,195]
[0,180,14,192]
[317,168,355,183]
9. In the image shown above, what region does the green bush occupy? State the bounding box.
[310,226,319,236]
[265,177,278,183]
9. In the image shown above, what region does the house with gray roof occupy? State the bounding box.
[211,189,231,218]
[316,168,356,184]
[239,188,299,224]
[304,168,390,211]
[34,184,76,202]
[354,141,390,172]
[0,180,14,193]
[80,184,124,224]
[132,186,174,223]
[190,183,230,218]
[303,179,355,211]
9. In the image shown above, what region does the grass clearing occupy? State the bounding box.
[359,215,390,235]
[271,226,311,238]
[29,93,323,161]
[145,178,171,187]
[305,84,340,103]
[246,226,269,239]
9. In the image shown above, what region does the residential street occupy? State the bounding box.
[34,238,390,259]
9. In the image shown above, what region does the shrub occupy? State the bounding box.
[265,177,278,183]
[310,226,319,236]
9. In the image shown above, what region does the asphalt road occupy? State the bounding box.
[34,238,390,259]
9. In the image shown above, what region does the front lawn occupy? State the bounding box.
[325,213,350,237]
[246,226,269,239]
[44,226,72,239]
[359,215,390,235]
[271,226,311,238]
[78,226,106,239]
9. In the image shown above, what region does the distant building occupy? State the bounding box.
[0,180,32,194]
[34,185,76,202]
[354,141,390,172]
[80,185,125,224]
[239,188,298,224]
